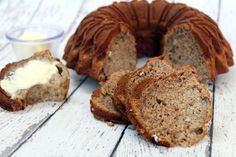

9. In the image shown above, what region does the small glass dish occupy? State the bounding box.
[5,25,64,60]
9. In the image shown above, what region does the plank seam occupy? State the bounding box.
[209,0,221,155]
[109,0,176,155]
[109,125,128,157]
[3,0,88,155]
[8,76,88,157]
[209,80,216,157]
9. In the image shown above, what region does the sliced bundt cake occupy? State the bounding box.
[127,67,212,147]
[113,56,173,118]
[64,0,233,81]
[90,70,129,124]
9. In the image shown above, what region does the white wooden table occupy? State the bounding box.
[0,0,235,156]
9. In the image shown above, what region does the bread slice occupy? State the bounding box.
[163,25,211,80]
[90,70,129,124]
[127,66,212,147]
[113,56,173,118]
[0,50,70,111]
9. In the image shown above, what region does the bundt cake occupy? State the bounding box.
[127,66,212,147]
[64,0,233,81]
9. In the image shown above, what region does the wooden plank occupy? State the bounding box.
[211,0,236,156]
[0,0,42,48]
[0,71,85,157]
[0,0,43,60]
[0,0,86,156]
[10,1,128,156]
[0,0,85,66]
[12,78,126,157]
[114,0,218,156]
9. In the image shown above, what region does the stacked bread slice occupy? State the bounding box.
[113,56,173,119]
[90,56,212,147]
[90,70,129,124]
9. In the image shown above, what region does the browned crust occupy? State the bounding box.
[126,66,212,147]
[0,88,24,111]
[90,89,129,124]
[126,77,176,147]
[124,55,173,100]
[0,50,70,112]
[64,0,233,81]
[112,72,131,119]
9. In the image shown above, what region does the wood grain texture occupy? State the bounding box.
[0,0,85,67]
[0,0,42,49]
[211,0,236,156]
[0,0,235,157]
[12,78,126,157]
[0,70,84,157]
[10,1,127,157]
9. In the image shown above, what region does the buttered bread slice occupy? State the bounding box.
[0,50,70,111]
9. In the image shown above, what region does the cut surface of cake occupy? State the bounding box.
[113,56,173,118]
[127,67,212,147]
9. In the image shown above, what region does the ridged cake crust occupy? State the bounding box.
[64,0,233,81]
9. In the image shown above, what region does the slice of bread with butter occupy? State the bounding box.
[0,50,70,111]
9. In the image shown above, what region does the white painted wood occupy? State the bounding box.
[0,0,42,48]
[0,70,84,157]
[114,126,210,157]
[12,78,126,157]
[0,0,235,157]
[0,0,85,67]
[114,0,218,156]
[211,0,236,156]
[9,1,128,156]
[218,0,236,53]
[0,0,86,156]
[0,1,123,156]
[0,0,42,63]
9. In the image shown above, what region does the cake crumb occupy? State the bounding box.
[108,51,113,57]
[138,71,145,77]
[185,117,191,122]
[107,121,114,127]
[151,134,159,143]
